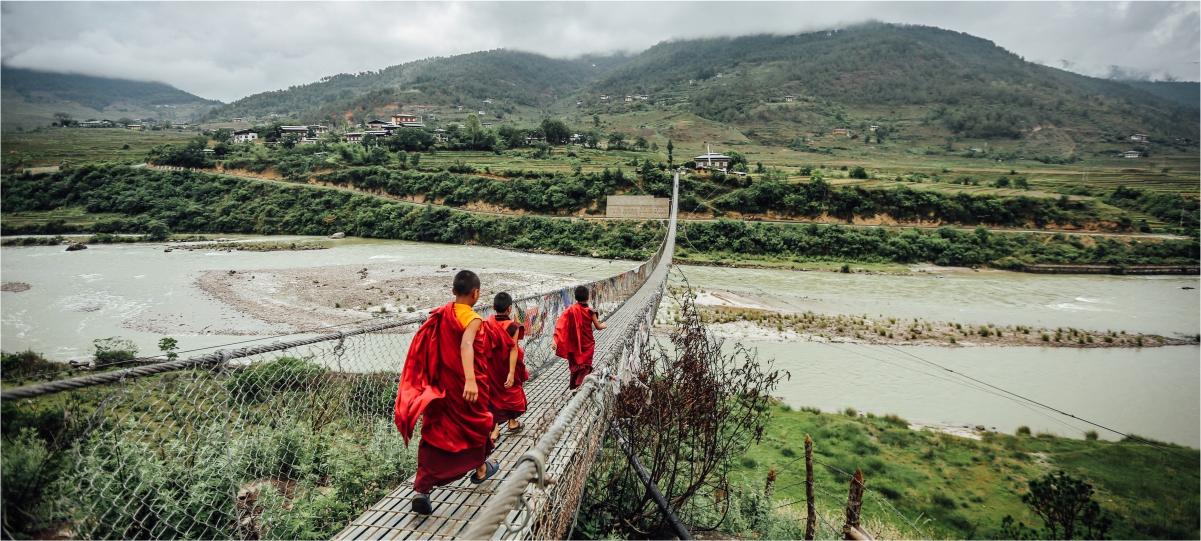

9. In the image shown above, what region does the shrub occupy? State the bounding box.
[1084,430,1099,441]
[844,407,858,417]
[93,336,138,366]
[1015,425,1032,436]
[226,357,327,401]
[932,492,957,509]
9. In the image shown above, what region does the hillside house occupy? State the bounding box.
[693,151,731,171]
[391,113,418,124]
[784,95,794,102]
[483,99,493,104]
[1123,150,1141,158]
[344,132,364,144]
[364,130,389,139]
[829,128,849,136]
[576,101,582,105]
[639,95,648,100]
[715,73,723,78]
[233,117,246,123]
[600,95,610,100]
[232,129,258,143]
[478,110,486,115]
[525,136,547,145]
[280,126,310,137]
[625,95,633,102]
[365,120,390,130]
[1130,133,1148,142]
[309,125,329,135]
[80,120,112,127]
[296,138,318,145]
[869,125,879,131]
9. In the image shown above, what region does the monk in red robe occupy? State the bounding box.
[482,292,529,441]
[554,285,606,390]
[394,270,500,515]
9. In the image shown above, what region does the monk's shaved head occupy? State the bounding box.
[574,285,589,302]
[453,270,480,296]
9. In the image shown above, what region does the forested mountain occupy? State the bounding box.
[1119,81,1200,108]
[203,50,631,124]
[1,66,220,129]
[581,24,1198,141]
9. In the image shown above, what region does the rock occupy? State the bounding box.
[975,425,986,431]
[440,264,448,268]
[229,270,236,275]
[1,282,31,293]
[65,242,87,251]
[329,232,346,239]
[592,252,600,257]
[164,248,173,252]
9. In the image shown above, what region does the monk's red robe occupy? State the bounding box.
[482,315,528,424]
[554,302,596,389]
[394,302,493,494]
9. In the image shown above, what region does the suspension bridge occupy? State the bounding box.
[1,174,680,540]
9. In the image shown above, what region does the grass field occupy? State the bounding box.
[735,407,1200,540]
[1,207,126,230]
[1,128,197,171]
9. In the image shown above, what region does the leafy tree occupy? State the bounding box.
[540,117,571,145]
[52,112,72,127]
[93,337,138,366]
[360,132,378,148]
[650,142,658,152]
[117,117,135,126]
[213,129,232,143]
[667,139,674,165]
[850,166,868,179]
[1014,176,1030,190]
[280,134,301,149]
[634,135,649,151]
[465,114,483,146]
[146,220,171,241]
[409,153,421,169]
[158,337,179,360]
[592,114,600,127]
[1019,471,1113,540]
[726,150,748,171]
[607,132,626,150]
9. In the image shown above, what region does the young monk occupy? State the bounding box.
[554,285,607,390]
[482,292,529,441]
[394,270,500,515]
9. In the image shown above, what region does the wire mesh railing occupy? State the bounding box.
[2,175,678,540]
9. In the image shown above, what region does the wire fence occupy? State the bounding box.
[4,218,671,540]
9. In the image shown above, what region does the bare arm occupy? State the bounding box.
[591,311,607,330]
[461,319,482,402]
[505,333,519,389]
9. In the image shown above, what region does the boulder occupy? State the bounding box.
[65,242,87,251]
[329,232,346,239]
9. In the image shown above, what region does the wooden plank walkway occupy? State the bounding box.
[334,272,665,540]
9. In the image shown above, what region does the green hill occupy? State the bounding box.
[575,24,1197,148]
[202,50,632,125]
[1,66,220,129]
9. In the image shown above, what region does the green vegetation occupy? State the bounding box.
[0,352,411,539]
[1,165,665,260]
[736,407,1199,539]
[677,220,1198,267]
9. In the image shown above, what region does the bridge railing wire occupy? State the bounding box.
[3,198,673,540]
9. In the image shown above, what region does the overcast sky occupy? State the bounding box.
[2,1,1197,103]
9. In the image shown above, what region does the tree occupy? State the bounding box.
[117,117,135,127]
[145,220,170,241]
[53,112,72,127]
[1020,471,1113,540]
[607,132,626,150]
[360,133,378,148]
[634,135,649,151]
[667,139,674,166]
[726,149,748,171]
[850,166,868,179]
[593,114,600,128]
[158,337,179,360]
[650,142,658,152]
[465,114,483,146]
[213,129,232,143]
[540,117,570,145]
[1013,176,1030,190]
[409,153,421,169]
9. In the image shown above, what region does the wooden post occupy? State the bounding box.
[844,468,874,541]
[805,434,816,541]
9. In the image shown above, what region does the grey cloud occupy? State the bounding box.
[1,1,1197,103]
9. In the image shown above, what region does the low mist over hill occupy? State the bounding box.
[1,66,220,129]
[193,24,1195,158]
[202,50,632,125]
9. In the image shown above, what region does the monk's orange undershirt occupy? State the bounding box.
[454,303,482,329]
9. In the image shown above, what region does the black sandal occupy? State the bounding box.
[469,459,500,484]
[411,493,433,515]
[507,421,525,433]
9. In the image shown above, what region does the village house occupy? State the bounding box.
[478,110,486,115]
[693,150,731,171]
[296,138,318,145]
[391,113,418,124]
[233,117,246,123]
[1123,150,1141,158]
[784,95,794,102]
[625,95,633,102]
[344,132,364,144]
[309,125,329,135]
[483,99,493,104]
[600,95,610,100]
[869,125,879,131]
[232,129,258,143]
[525,136,547,145]
[280,125,310,137]
[80,120,112,127]
[1130,133,1148,142]
[365,119,390,130]
[364,130,389,139]
[829,128,849,136]
[715,73,723,78]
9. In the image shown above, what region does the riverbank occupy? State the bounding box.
[654,287,1200,348]
[186,263,574,334]
[736,407,1199,540]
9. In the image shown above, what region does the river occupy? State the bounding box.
[2,237,1197,446]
